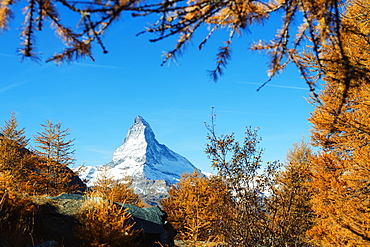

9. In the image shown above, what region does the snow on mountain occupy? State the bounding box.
[82,116,199,194]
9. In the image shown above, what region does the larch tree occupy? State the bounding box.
[75,195,139,247]
[160,169,231,243]
[308,0,370,245]
[90,165,144,207]
[33,120,76,195]
[309,82,370,245]
[0,113,35,193]
[266,140,315,246]
[204,113,282,246]
[1,0,367,99]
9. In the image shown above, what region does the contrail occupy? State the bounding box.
[237,81,307,90]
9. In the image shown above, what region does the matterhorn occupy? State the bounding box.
[80,116,199,204]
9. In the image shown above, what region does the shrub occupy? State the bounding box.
[75,194,139,247]
[0,171,37,246]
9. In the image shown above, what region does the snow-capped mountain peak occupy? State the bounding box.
[111,116,153,165]
[85,116,199,188]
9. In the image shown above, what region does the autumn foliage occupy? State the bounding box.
[202,114,316,246]
[0,113,36,194]
[32,120,79,195]
[75,196,139,247]
[305,0,370,245]
[0,171,37,246]
[2,0,370,246]
[157,116,318,247]
[2,0,369,95]
[267,140,314,246]
[161,170,231,243]
[90,165,144,207]
[0,114,140,246]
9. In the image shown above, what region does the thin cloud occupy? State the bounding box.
[82,146,112,156]
[0,53,16,58]
[0,81,28,93]
[72,62,129,70]
[237,81,307,90]
[217,109,275,117]
[0,54,127,70]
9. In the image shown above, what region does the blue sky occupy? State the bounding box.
[0,9,314,173]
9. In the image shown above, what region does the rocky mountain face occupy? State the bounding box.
[80,116,199,204]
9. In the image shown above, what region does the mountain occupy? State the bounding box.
[80,116,199,204]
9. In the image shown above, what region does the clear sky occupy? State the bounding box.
[0,8,314,173]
